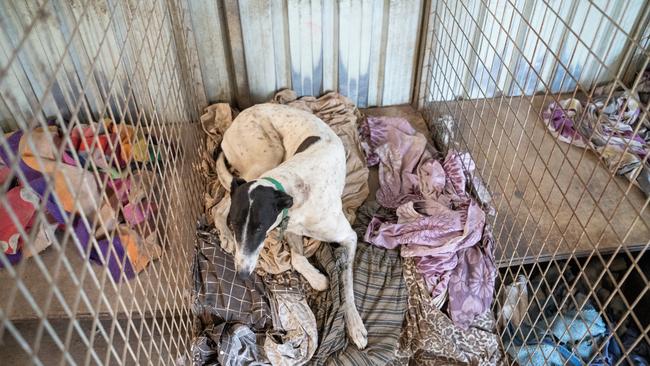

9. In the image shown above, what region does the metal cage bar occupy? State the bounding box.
[1,0,649,365]
[419,0,650,365]
[0,0,205,364]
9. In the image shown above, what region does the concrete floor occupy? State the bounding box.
[0,316,188,365]
[0,104,428,365]
[428,95,650,265]
[3,98,647,363]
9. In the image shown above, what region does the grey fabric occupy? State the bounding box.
[193,229,270,328]
[262,272,318,366]
[219,325,268,366]
[305,203,407,365]
[191,228,271,366]
[191,325,221,366]
[307,245,348,365]
[190,324,269,366]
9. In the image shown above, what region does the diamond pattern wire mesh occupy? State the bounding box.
[2,0,649,365]
[419,0,649,365]
[0,0,204,364]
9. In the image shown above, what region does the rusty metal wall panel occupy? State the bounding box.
[0,0,197,130]
[188,0,426,108]
[418,0,650,104]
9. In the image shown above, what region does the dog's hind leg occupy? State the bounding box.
[286,233,329,291]
[339,229,368,349]
[318,213,368,349]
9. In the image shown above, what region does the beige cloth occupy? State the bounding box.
[200,90,370,274]
[256,231,321,275]
[20,126,100,215]
[271,89,369,223]
[23,220,57,258]
[200,103,235,152]
[263,272,318,366]
[199,103,234,216]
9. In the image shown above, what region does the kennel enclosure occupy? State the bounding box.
[0,0,648,364]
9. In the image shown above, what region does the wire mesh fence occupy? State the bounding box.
[419,0,650,364]
[2,0,649,365]
[0,0,204,364]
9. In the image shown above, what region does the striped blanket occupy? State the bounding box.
[308,241,407,365]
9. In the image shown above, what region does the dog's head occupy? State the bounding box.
[227,178,293,279]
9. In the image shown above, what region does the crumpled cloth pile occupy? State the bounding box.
[360,115,497,329]
[190,211,408,366]
[191,90,502,365]
[541,87,650,195]
[0,119,163,281]
[191,226,271,366]
[427,114,494,216]
[500,262,649,366]
[390,258,502,365]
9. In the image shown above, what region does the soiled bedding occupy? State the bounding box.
[190,90,500,365]
[191,228,270,365]
[190,226,408,366]
[310,205,407,365]
[361,115,496,329]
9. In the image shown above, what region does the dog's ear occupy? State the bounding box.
[230,177,247,192]
[274,190,293,210]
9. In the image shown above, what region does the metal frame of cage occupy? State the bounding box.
[417,0,650,365]
[1,0,649,365]
[0,0,205,364]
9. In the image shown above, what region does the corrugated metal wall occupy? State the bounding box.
[5,0,647,121]
[419,0,650,103]
[187,0,426,108]
[0,0,198,131]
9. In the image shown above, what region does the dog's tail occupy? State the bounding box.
[216,151,234,191]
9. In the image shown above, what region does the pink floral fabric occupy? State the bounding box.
[362,116,430,208]
[361,115,496,329]
[447,223,497,328]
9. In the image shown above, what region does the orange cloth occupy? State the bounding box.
[19,127,100,215]
[118,225,161,273]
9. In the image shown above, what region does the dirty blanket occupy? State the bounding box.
[361,115,496,329]
[541,88,650,195]
[191,228,271,365]
[393,258,502,365]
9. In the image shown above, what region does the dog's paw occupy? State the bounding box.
[218,234,236,255]
[345,308,368,349]
[307,272,329,292]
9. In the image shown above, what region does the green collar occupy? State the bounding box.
[261,177,289,220]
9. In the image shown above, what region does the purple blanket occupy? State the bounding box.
[362,116,495,329]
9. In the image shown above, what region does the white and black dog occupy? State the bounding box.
[214,103,368,349]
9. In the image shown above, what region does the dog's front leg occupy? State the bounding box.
[286,233,329,291]
[211,195,236,254]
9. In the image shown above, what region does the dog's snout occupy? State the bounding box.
[234,254,254,280]
[237,269,251,280]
